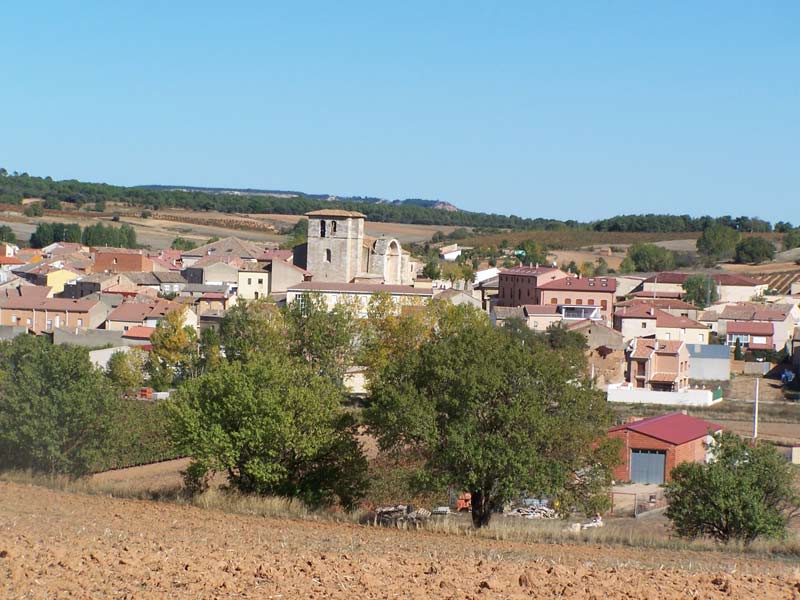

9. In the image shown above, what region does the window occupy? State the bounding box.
[641,322,647,328]
[588,299,595,305]
[26,318,31,326]
[576,299,583,305]
[77,319,83,327]
[320,220,327,238]
[550,298,557,305]
[565,298,571,304]
[46,319,52,330]
[601,300,608,310]
[258,278,263,285]
[248,278,252,285]
[331,221,337,234]
[124,325,129,331]
[11,315,17,324]
[325,249,332,263]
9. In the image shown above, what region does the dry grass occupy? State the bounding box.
[3,469,798,560]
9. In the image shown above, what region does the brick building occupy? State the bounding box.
[608,413,721,484]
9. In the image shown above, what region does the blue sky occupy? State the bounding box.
[1,2,797,222]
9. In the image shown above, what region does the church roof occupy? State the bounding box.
[305,209,366,218]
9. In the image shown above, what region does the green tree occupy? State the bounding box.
[422,259,441,280]
[594,257,609,276]
[0,335,117,476]
[23,202,44,217]
[94,199,106,212]
[219,298,285,363]
[147,308,198,389]
[665,433,799,545]
[696,225,739,265]
[166,353,367,508]
[516,239,548,266]
[0,225,16,244]
[734,237,775,264]
[106,348,147,395]
[284,293,359,386]
[627,243,675,272]
[734,338,743,360]
[681,275,719,309]
[365,305,615,528]
[782,230,800,251]
[170,236,198,251]
[618,256,636,274]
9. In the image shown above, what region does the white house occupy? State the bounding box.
[439,244,462,261]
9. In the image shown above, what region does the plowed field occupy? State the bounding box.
[2,481,799,599]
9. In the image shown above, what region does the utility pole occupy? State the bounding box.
[752,377,759,441]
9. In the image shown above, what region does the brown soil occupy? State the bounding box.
[2,481,798,599]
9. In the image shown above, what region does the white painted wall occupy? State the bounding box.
[606,385,721,407]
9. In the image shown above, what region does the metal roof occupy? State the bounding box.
[609,412,722,445]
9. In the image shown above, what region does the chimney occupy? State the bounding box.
[648,308,654,316]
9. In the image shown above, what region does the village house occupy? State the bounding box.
[286,281,431,317]
[712,302,797,351]
[725,321,775,351]
[613,304,710,344]
[639,272,767,303]
[626,338,690,392]
[497,266,569,307]
[615,297,700,322]
[61,273,137,299]
[180,237,272,268]
[182,256,243,287]
[608,413,721,484]
[0,242,20,257]
[14,262,80,295]
[438,243,462,261]
[106,299,197,331]
[0,295,108,333]
[237,256,310,301]
[93,248,154,273]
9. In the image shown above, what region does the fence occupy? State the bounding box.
[609,489,667,517]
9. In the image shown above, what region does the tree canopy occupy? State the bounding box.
[734,237,775,264]
[167,351,367,508]
[681,275,719,309]
[626,243,676,272]
[696,224,739,265]
[665,433,799,545]
[365,305,616,528]
[0,335,118,476]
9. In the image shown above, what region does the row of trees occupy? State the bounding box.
[29,222,137,249]
[160,299,616,524]
[0,170,790,234]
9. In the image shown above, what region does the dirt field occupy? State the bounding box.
[1,481,799,599]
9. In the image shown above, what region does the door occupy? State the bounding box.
[630,449,666,484]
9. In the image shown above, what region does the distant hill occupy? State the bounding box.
[136,185,461,212]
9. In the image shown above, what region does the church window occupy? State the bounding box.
[325,249,332,263]
[331,221,337,234]
[320,220,327,238]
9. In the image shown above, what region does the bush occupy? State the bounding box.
[665,432,799,545]
[0,335,118,477]
[735,237,775,264]
[167,353,367,509]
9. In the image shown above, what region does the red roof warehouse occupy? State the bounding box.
[608,413,722,484]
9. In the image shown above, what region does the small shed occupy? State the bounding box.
[687,343,731,381]
[608,413,721,484]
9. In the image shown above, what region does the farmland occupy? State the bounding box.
[2,479,799,599]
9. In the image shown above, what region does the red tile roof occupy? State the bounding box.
[107,300,177,323]
[617,298,697,310]
[616,305,707,329]
[629,338,684,359]
[121,326,156,339]
[630,290,683,299]
[648,372,678,383]
[288,281,432,296]
[0,256,24,265]
[522,304,560,315]
[726,321,774,336]
[609,413,722,445]
[499,266,561,277]
[537,276,616,293]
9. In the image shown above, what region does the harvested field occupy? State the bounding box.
[461,230,703,251]
[1,480,799,599]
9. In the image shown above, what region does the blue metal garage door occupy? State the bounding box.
[630,449,666,484]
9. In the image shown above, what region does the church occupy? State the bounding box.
[300,209,416,285]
